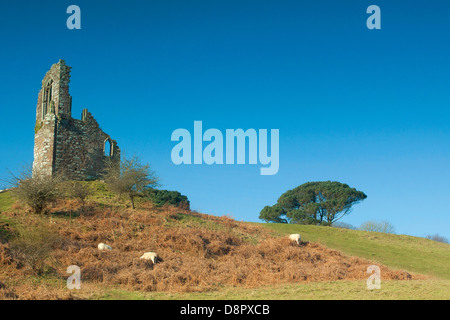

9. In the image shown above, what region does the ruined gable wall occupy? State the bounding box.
[33,60,120,181]
[33,61,67,177]
[35,60,72,122]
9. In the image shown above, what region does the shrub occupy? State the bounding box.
[103,155,159,209]
[67,181,93,206]
[426,233,449,244]
[9,168,63,215]
[359,220,396,234]
[332,221,357,230]
[143,188,190,209]
[9,220,61,274]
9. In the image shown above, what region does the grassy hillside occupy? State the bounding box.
[0,184,448,300]
[0,191,13,212]
[261,223,450,280]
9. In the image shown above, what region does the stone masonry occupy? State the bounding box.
[33,60,120,180]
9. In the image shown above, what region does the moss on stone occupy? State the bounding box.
[34,121,43,134]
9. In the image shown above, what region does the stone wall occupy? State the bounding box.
[33,60,120,180]
[33,113,57,177]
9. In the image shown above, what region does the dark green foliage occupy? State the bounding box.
[259,205,288,223]
[143,188,190,209]
[259,181,367,226]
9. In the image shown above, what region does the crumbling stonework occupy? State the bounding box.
[33,60,120,180]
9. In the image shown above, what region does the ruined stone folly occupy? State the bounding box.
[33,60,120,180]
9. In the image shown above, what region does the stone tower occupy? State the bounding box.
[33,60,120,180]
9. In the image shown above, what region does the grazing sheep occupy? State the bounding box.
[140,252,158,264]
[98,243,112,250]
[289,234,301,245]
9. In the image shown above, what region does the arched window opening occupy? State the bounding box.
[42,79,53,119]
[104,139,112,157]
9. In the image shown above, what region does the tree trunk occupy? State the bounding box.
[129,194,135,210]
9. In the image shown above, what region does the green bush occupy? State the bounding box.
[143,188,189,209]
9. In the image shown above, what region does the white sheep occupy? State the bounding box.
[140,252,158,264]
[289,234,301,245]
[98,243,112,250]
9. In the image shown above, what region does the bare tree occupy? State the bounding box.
[69,180,93,207]
[359,220,396,234]
[9,220,61,274]
[103,155,159,209]
[426,233,449,244]
[332,221,357,230]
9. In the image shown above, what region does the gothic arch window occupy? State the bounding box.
[42,79,53,119]
[104,138,113,157]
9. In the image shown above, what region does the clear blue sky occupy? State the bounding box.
[0,0,449,240]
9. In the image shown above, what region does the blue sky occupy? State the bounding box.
[0,0,449,239]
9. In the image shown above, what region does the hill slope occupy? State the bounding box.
[0,184,448,300]
[261,223,450,280]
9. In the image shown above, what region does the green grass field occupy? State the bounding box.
[94,279,450,300]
